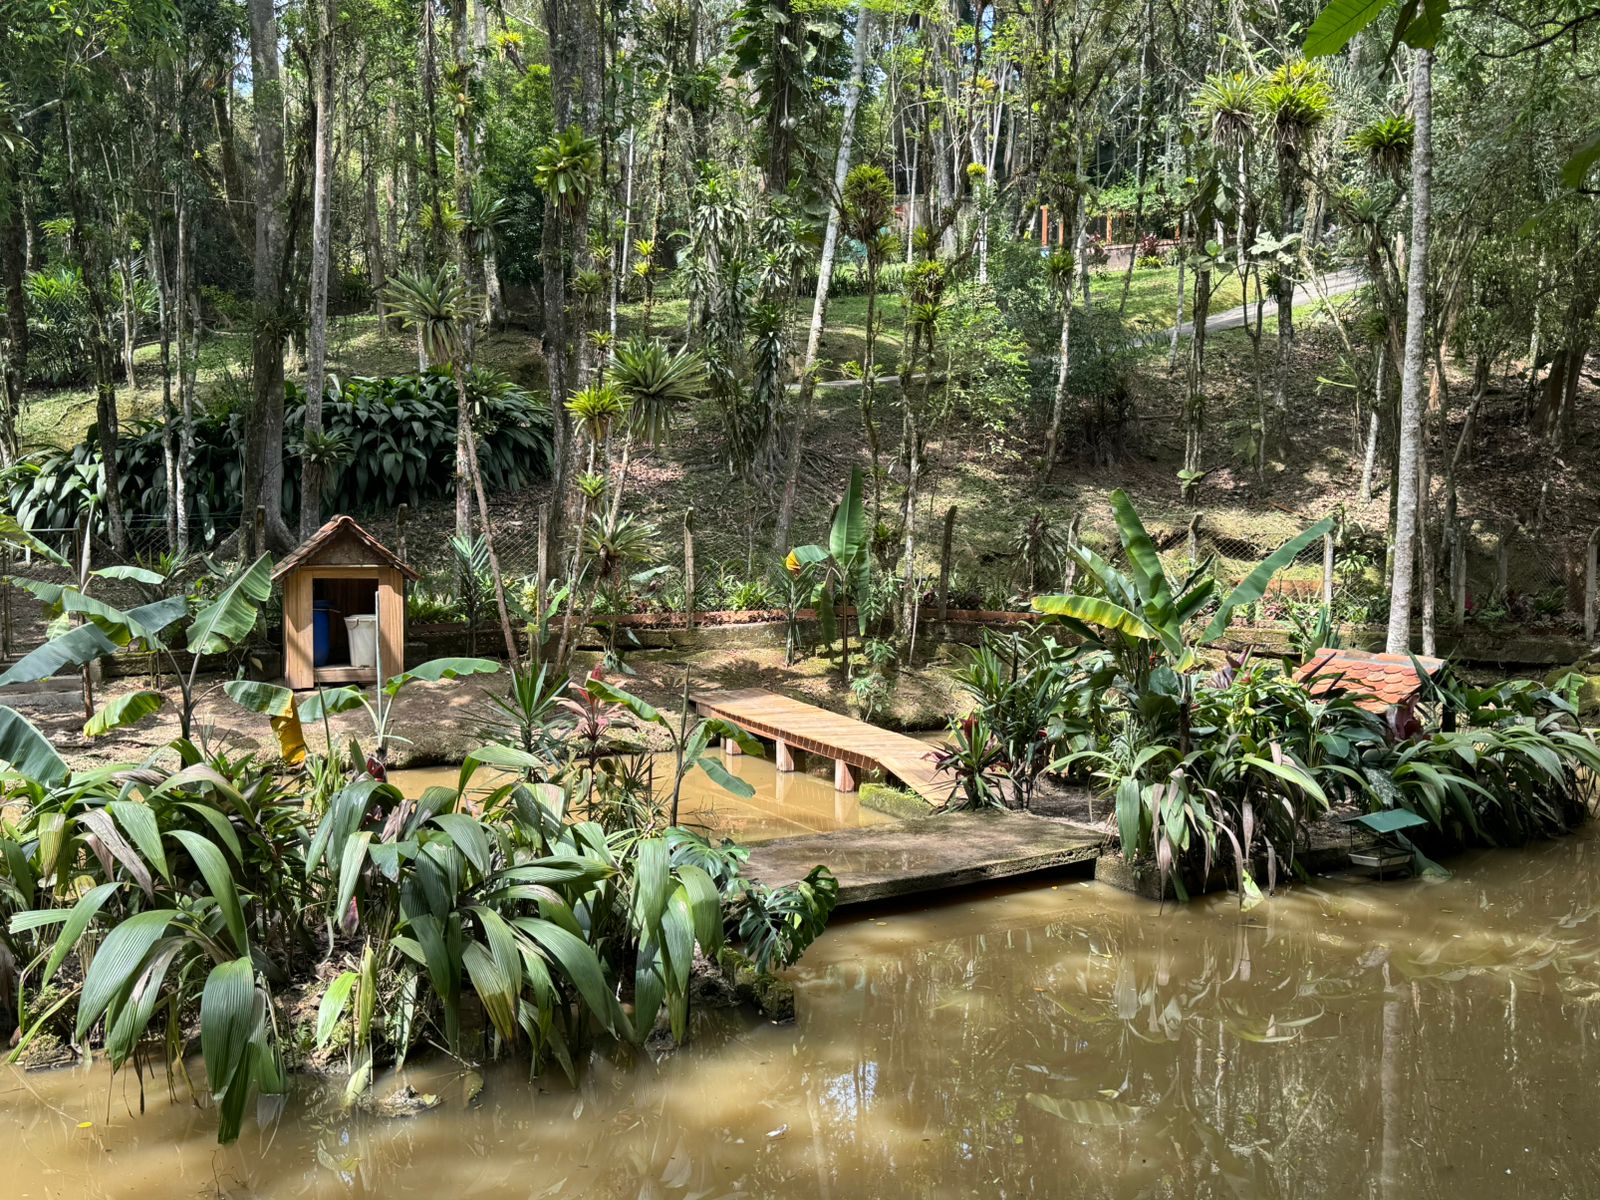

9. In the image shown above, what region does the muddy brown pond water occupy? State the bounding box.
[389,750,895,843]
[6,827,1600,1198]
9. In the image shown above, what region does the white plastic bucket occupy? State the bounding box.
[345,614,379,670]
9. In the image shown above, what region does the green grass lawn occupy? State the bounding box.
[18,264,1251,453]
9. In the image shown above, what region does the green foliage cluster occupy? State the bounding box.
[0,659,837,1145]
[4,370,552,543]
[934,492,1600,904]
[22,266,157,387]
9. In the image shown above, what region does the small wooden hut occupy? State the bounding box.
[274,516,419,689]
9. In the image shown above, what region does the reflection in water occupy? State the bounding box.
[7,833,1600,1197]
[389,751,893,844]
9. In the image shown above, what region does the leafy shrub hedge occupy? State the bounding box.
[22,266,157,387]
[4,369,552,541]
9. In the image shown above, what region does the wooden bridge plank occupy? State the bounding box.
[694,688,957,805]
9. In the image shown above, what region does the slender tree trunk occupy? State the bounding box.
[174,188,195,553]
[1043,278,1075,478]
[365,124,386,322]
[59,102,127,554]
[245,0,293,554]
[1168,211,1188,372]
[1362,346,1384,502]
[451,0,479,542]
[1183,267,1212,494]
[150,198,178,550]
[1385,50,1431,655]
[301,0,338,540]
[774,5,870,554]
[2,154,29,466]
[1116,0,1154,317]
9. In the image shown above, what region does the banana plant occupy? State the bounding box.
[225,656,503,768]
[787,466,871,681]
[1032,489,1332,694]
[0,554,272,741]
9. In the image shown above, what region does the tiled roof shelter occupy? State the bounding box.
[1293,648,1447,713]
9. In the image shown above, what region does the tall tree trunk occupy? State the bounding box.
[174,187,195,553]
[539,0,603,566]
[149,197,178,551]
[1,154,27,466]
[421,0,445,268]
[58,102,127,554]
[1042,277,1075,478]
[774,4,870,554]
[1183,266,1212,496]
[301,0,338,540]
[451,0,479,542]
[364,124,386,324]
[1385,49,1431,655]
[245,0,293,554]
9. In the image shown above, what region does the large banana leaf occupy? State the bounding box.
[187,553,273,654]
[828,466,867,565]
[225,679,312,761]
[0,514,69,567]
[297,685,368,723]
[0,705,70,784]
[224,679,296,717]
[1031,593,1160,640]
[0,622,119,686]
[383,656,501,695]
[63,592,186,648]
[1201,516,1334,642]
[1109,489,1175,632]
[84,690,166,737]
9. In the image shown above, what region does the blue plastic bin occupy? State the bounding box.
[313,600,339,667]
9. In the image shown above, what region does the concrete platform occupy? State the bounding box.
[743,810,1105,906]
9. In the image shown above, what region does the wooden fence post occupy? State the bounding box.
[1586,527,1600,643]
[533,504,550,663]
[1186,512,1201,564]
[395,503,408,563]
[1495,526,1511,601]
[1322,530,1335,609]
[1453,519,1469,629]
[683,507,696,631]
[1063,514,1082,592]
[937,505,956,621]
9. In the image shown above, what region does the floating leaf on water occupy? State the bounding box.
[1025,1092,1143,1126]
[766,1124,789,1139]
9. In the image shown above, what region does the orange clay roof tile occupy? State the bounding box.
[1292,648,1445,713]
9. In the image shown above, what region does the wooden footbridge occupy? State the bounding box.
[692,688,957,805]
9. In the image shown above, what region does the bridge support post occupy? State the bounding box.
[833,758,857,793]
[775,739,797,773]
[722,735,743,756]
